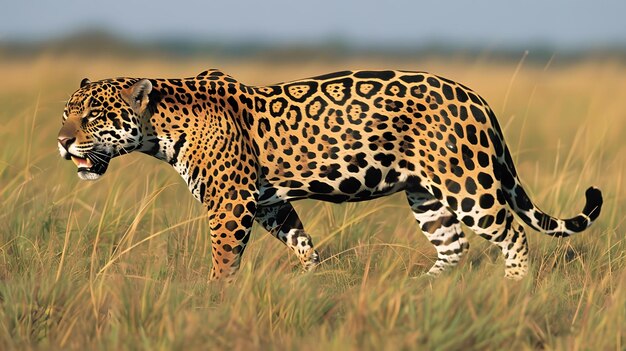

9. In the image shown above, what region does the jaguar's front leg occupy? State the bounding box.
[255,201,320,271]
[207,189,257,282]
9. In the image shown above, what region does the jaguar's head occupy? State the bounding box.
[58,78,153,180]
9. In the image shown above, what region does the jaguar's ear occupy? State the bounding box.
[121,79,153,115]
[80,78,91,88]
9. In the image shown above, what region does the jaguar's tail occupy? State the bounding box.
[499,145,602,237]
[482,106,603,237]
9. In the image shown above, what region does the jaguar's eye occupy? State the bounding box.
[82,110,102,124]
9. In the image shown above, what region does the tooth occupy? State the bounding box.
[71,156,93,168]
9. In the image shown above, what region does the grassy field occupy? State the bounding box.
[0,53,624,350]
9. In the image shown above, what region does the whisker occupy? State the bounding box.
[89,154,106,164]
[90,150,108,157]
[87,151,108,162]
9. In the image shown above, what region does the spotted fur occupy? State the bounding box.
[58,69,603,281]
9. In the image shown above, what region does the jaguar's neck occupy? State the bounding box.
[138,73,256,169]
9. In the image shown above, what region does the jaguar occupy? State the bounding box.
[57,69,603,281]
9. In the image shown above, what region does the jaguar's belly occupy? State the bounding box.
[256,167,415,206]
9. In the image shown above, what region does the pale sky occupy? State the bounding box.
[2,0,625,48]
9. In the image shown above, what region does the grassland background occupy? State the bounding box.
[0,52,625,350]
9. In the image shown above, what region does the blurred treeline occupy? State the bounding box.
[2,29,626,64]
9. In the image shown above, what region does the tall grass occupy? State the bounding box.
[0,54,624,350]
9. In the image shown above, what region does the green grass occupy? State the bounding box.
[0,55,625,350]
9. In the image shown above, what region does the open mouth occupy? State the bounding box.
[68,154,110,181]
[71,155,93,169]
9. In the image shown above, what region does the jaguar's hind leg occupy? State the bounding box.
[500,217,529,280]
[406,191,469,276]
[255,201,320,271]
[469,211,529,280]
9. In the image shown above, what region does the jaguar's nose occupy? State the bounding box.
[58,136,76,150]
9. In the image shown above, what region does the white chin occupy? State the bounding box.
[78,170,101,181]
